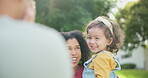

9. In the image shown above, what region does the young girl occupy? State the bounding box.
[61,30,91,78]
[83,16,125,78]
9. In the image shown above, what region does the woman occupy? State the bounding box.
[61,30,90,78]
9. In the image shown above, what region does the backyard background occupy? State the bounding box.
[35,0,148,78]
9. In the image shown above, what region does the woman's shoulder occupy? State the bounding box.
[74,66,84,78]
[75,66,84,73]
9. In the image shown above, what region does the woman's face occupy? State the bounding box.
[66,38,81,69]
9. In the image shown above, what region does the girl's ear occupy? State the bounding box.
[107,37,113,45]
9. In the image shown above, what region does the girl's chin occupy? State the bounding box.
[91,49,99,53]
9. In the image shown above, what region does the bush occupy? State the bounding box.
[121,63,136,69]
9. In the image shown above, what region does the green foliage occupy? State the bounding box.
[116,0,148,51]
[35,0,116,32]
[121,63,136,69]
[116,70,148,78]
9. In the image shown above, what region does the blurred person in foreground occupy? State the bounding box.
[0,0,72,78]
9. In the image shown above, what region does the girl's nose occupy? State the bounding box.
[89,39,95,44]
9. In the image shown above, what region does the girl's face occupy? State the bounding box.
[86,27,112,53]
[66,38,81,69]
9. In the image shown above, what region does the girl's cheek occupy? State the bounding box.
[96,41,101,45]
[87,40,90,46]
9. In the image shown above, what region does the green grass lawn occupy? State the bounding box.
[116,70,148,78]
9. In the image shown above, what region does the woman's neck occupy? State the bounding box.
[74,65,80,71]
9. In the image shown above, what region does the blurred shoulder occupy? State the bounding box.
[0,16,63,39]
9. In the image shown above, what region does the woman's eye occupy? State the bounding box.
[77,47,80,49]
[68,47,71,50]
[76,46,80,50]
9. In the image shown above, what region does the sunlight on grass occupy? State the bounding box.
[117,74,127,78]
[116,70,148,78]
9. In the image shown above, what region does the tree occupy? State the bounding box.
[116,0,148,50]
[116,0,148,70]
[35,0,116,32]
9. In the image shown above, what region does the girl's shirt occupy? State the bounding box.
[88,51,116,78]
[74,66,84,78]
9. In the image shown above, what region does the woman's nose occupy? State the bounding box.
[70,49,76,55]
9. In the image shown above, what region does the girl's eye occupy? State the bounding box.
[87,37,92,40]
[95,37,100,40]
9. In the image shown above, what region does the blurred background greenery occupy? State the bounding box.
[35,0,147,50]
[35,0,148,77]
[35,0,116,32]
